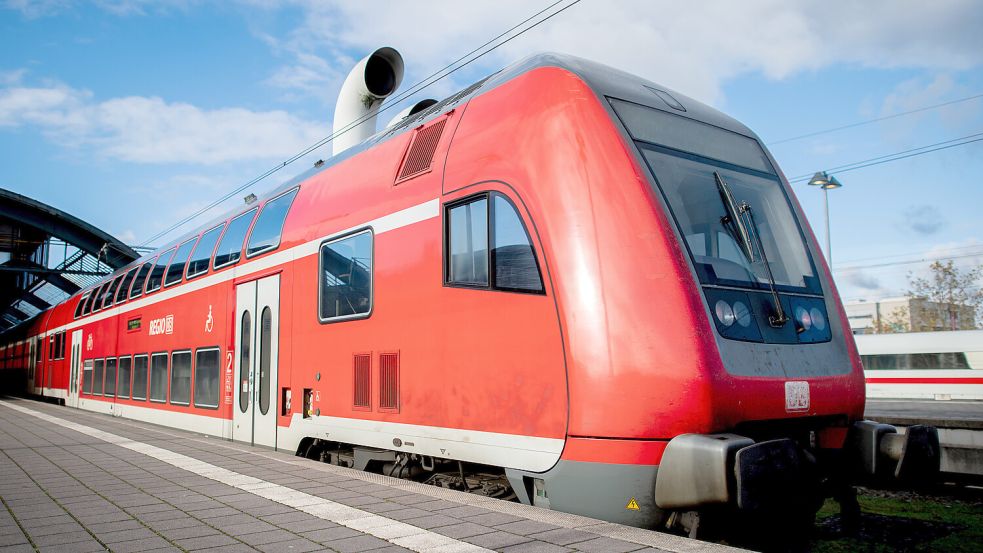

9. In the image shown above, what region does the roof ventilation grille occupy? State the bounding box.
[395,118,447,184]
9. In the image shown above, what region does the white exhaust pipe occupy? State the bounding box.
[385,98,439,129]
[332,47,404,156]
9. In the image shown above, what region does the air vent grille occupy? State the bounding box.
[379,352,399,412]
[353,353,371,409]
[384,77,489,137]
[396,119,447,183]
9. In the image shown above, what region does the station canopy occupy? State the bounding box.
[0,188,140,333]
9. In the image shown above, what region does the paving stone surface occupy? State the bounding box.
[0,398,731,553]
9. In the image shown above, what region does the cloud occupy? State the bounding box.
[846,271,883,291]
[3,0,72,18]
[0,81,327,164]
[3,0,192,17]
[256,0,983,106]
[901,204,946,236]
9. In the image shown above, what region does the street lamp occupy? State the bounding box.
[807,171,843,265]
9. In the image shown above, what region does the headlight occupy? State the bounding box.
[715,300,735,327]
[809,307,826,331]
[794,305,812,332]
[733,301,752,328]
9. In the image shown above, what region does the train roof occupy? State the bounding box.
[77,52,760,296]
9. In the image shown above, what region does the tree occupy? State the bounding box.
[906,260,983,331]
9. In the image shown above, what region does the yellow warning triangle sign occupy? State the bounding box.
[625,498,640,511]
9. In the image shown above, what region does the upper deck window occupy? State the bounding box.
[130,261,153,299]
[214,209,256,269]
[82,285,102,315]
[165,238,197,287]
[146,248,175,293]
[187,224,224,279]
[115,268,138,304]
[246,189,298,258]
[445,193,544,293]
[74,292,90,319]
[105,275,126,308]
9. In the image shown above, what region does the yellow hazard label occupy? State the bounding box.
[625,497,640,511]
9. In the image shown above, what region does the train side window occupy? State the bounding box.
[117,356,132,399]
[115,268,138,304]
[193,347,220,409]
[246,188,299,258]
[93,359,105,395]
[165,239,197,287]
[445,193,544,293]
[170,350,192,406]
[91,283,107,312]
[318,230,373,322]
[238,312,250,414]
[130,261,154,299]
[102,275,123,309]
[82,286,99,315]
[104,358,117,397]
[82,360,93,394]
[214,209,256,269]
[146,249,175,293]
[491,195,544,293]
[149,352,168,403]
[132,354,149,400]
[74,292,90,319]
[187,224,225,280]
[56,331,65,360]
[446,197,489,286]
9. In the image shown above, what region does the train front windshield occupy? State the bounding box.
[611,98,822,296]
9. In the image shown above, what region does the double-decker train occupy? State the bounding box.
[0,48,937,534]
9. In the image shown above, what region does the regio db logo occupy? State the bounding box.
[149,315,174,336]
[785,381,810,412]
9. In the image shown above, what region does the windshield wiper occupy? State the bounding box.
[715,172,789,327]
[715,172,755,262]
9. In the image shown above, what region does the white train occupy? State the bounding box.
[857,330,983,400]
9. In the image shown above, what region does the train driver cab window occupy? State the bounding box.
[319,230,372,322]
[146,249,175,293]
[130,261,153,299]
[214,209,256,269]
[165,238,197,287]
[246,188,299,258]
[187,224,225,279]
[445,193,544,293]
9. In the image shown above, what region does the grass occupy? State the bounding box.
[810,486,983,552]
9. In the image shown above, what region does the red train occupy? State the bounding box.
[0,49,937,534]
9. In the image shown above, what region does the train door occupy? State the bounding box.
[66,330,82,408]
[232,275,280,448]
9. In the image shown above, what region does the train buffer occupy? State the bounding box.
[0,398,745,553]
[866,399,983,479]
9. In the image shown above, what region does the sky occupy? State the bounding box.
[1,0,982,303]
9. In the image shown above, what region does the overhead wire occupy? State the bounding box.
[768,92,983,145]
[139,0,582,247]
[787,131,983,183]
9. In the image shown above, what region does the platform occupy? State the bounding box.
[0,398,738,553]
[866,399,983,478]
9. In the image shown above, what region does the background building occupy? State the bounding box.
[845,297,978,334]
